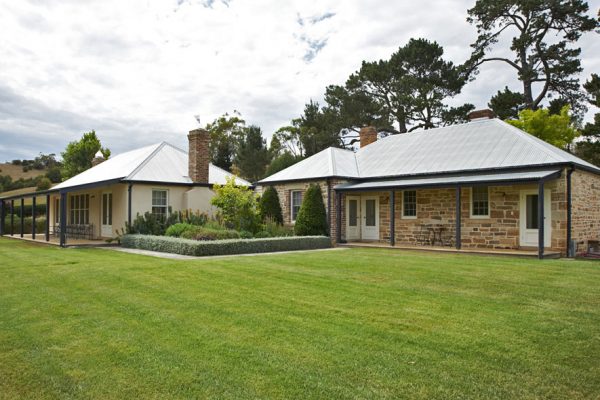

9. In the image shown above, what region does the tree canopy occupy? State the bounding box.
[507,105,579,149]
[204,111,246,171]
[61,131,110,179]
[467,0,598,113]
[575,73,600,166]
[234,125,270,182]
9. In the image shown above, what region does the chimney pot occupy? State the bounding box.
[359,126,377,148]
[188,128,210,183]
[468,109,496,121]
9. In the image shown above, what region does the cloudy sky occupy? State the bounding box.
[1,0,599,161]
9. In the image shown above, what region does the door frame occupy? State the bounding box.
[346,195,361,241]
[360,195,380,241]
[519,189,551,247]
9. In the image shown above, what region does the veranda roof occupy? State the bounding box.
[334,169,561,192]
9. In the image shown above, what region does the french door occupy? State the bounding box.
[101,192,113,237]
[519,190,551,247]
[346,196,360,240]
[360,196,379,240]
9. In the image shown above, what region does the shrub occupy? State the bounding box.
[36,177,52,191]
[165,223,196,238]
[294,184,328,236]
[239,230,253,239]
[192,228,240,241]
[121,234,331,256]
[3,215,46,234]
[262,218,294,237]
[211,176,260,233]
[127,211,177,236]
[254,231,271,238]
[258,186,283,224]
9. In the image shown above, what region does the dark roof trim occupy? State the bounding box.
[335,170,563,192]
[123,180,211,187]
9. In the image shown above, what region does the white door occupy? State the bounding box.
[519,190,551,247]
[361,196,379,241]
[101,192,113,237]
[346,196,360,241]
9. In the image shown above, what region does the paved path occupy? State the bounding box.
[104,246,347,260]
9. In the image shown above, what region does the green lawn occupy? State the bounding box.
[1,238,599,399]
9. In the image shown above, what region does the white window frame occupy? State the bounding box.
[151,189,169,218]
[290,190,303,223]
[69,194,89,225]
[470,186,490,219]
[401,190,417,219]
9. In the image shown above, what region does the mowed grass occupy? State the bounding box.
[0,238,599,399]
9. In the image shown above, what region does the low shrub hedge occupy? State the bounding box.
[3,216,47,234]
[121,234,332,257]
[180,227,241,241]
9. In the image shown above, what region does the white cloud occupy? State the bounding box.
[0,0,598,160]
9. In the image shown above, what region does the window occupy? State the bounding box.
[402,190,417,218]
[471,187,489,217]
[290,190,303,222]
[152,190,168,219]
[348,199,358,227]
[69,194,89,225]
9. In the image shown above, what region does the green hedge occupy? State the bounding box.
[121,234,331,257]
[3,215,47,234]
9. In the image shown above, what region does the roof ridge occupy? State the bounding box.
[124,142,166,181]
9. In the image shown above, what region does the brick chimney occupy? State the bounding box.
[188,128,210,183]
[467,109,496,121]
[359,126,377,148]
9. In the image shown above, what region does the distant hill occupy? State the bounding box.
[0,163,48,180]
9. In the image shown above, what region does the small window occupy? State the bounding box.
[471,187,489,217]
[69,194,89,225]
[152,190,168,219]
[290,190,303,222]
[402,190,417,218]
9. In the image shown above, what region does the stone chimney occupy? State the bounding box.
[91,150,105,167]
[188,128,210,183]
[359,126,377,148]
[467,109,496,121]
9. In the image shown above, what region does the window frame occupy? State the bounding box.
[69,194,89,225]
[151,189,169,219]
[290,190,303,223]
[401,190,417,219]
[470,186,490,218]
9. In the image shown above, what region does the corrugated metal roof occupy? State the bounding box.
[52,142,250,191]
[335,169,561,191]
[258,147,359,183]
[259,118,599,184]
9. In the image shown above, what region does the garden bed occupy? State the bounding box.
[121,234,331,256]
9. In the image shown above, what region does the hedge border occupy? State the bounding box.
[121,234,331,257]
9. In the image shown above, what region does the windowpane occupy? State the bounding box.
[526,194,539,229]
[152,190,168,218]
[291,191,303,221]
[472,187,489,216]
[69,194,90,225]
[365,199,376,226]
[349,199,358,226]
[403,190,416,217]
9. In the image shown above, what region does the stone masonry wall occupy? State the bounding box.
[571,169,600,255]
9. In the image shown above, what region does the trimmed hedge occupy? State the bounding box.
[121,234,331,257]
[3,216,46,234]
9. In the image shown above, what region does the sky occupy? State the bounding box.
[0,0,599,161]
